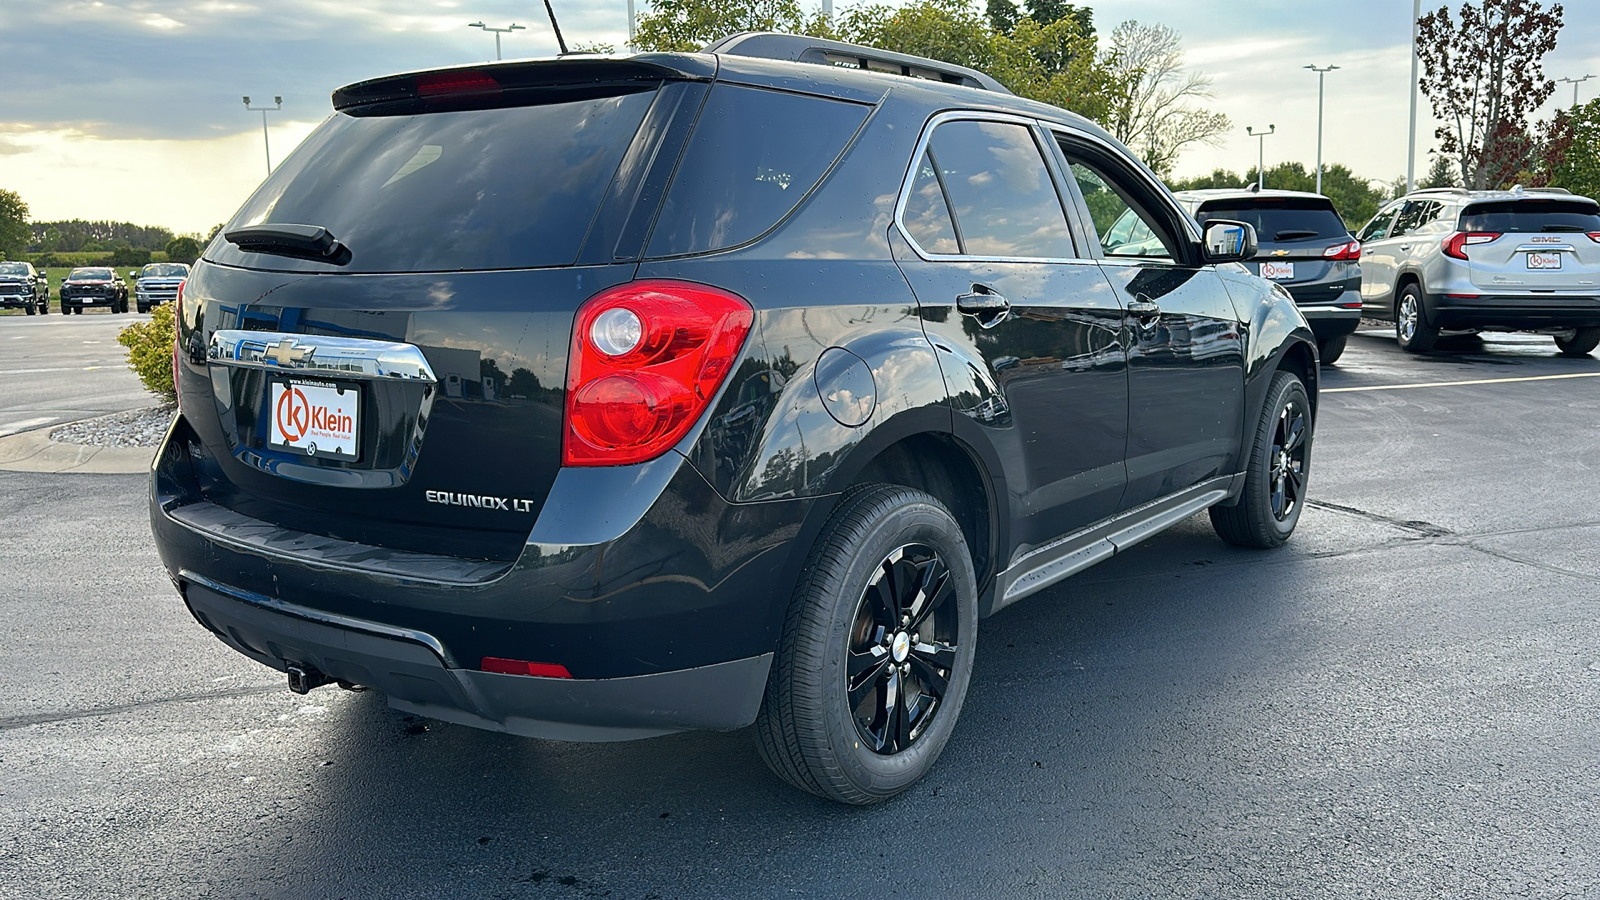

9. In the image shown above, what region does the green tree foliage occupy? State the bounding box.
[165,236,202,265]
[1417,0,1564,189]
[632,0,823,51]
[1549,98,1600,200]
[839,0,997,73]
[110,246,151,267]
[0,189,29,258]
[116,303,177,403]
[1419,153,1460,188]
[28,219,174,254]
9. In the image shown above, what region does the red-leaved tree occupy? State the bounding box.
[1417,0,1564,189]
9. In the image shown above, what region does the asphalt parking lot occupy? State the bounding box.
[3,322,1599,899]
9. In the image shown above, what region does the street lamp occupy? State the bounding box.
[1406,0,1421,193]
[1246,124,1275,190]
[1305,64,1339,195]
[1558,75,1595,107]
[242,95,281,176]
[468,21,524,61]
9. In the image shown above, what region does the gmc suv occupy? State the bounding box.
[1356,187,1600,355]
[150,34,1319,804]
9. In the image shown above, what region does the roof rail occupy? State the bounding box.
[703,32,1011,94]
[1412,187,1469,195]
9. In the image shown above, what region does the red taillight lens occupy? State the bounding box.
[1588,232,1600,243]
[1322,240,1362,261]
[564,280,753,467]
[171,279,185,408]
[1443,232,1501,260]
[481,657,572,679]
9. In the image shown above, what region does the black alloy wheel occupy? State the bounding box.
[755,484,978,805]
[846,543,960,755]
[1211,370,1313,548]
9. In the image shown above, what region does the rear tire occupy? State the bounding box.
[1395,285,1438,353]
[24,303,36,315]
[1211,371,1312,549]
[1316,334,1347,366]
[1554,327,1600,358]
[754,484,978,805]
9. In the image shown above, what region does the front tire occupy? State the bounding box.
[755,484,978,805]
[24,303,36,315]
[1395,285,1438,353]
[1211,370,1312,549]
[1317,334,1347,366]
[1554,327,1600,358]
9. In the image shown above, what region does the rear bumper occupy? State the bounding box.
[182,577,771,740]
[150,413,816,740]
[1297,293,1361,340]
[1429,292,1600,330]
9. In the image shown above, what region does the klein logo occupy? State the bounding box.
[276,387,353,443]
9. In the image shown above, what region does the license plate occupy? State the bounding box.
[1260,261,1295,280]
[269,380,359,461]
[1527,252,1563,270]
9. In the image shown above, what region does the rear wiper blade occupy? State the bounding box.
[1272,229,1320,241]
[225,224,351,265]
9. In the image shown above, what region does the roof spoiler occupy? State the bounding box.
[704,32,1010,94]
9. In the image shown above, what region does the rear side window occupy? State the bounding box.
[1195,198,1350,242]
[1460,200,1600,233]
[923,120,1074,259]
[645,85,869,257]
[217,90,658,272]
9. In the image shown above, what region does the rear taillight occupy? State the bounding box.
[564,280,753,467]
[1588,232,1600,243]
[172,279,185,409]
[1323,240,1362,261]
[1443,232,1501,260]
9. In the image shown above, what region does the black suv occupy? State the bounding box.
[0,261,48,314]
[150,34,1318,804]
[1176,189,1362,364]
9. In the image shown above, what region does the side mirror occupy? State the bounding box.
[1201,220,1258,263]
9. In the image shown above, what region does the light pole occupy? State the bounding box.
[627,0,635,46]
[1558,75,1595,107]
[1246,125,1275,190]
[242,95,281,176]
[468,21,524,61]
[1305,65,1339,195]
[1407,0,1420,193]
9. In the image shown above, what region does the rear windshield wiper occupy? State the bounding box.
[1272,229,1320,241]
[225,224,352,265]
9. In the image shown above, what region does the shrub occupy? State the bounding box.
[117,303,176,403]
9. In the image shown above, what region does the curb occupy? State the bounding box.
[0,427,154,475]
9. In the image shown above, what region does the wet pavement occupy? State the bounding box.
[3,327,1598,898]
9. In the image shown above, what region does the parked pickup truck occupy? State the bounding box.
[0,261,49,315]
[135,262,189,313]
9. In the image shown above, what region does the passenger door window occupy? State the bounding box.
[914,120,1076,259]
[1358,204,1400,242]
[1064,159,1176,260]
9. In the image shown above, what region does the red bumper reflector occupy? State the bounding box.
[481,657,573,679]
[1339,302,1362,309]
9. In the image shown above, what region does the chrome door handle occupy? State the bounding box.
[1127,299,1160,318]
[956,284,1010,328]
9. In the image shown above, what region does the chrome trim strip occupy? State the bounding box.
[995,475,1238,610]
[208,330,437,383]
[178,568,457,667]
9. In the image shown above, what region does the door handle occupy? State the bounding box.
[1398,244,1411,251]
[956,284,1010,328]
[1127,298,1160,319]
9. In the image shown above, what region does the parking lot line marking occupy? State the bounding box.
[1325,371,1600,394]
[0,366,105,375]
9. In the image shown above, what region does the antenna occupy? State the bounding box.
[542,0,569,55]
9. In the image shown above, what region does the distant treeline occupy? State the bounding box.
[29,220,176,254]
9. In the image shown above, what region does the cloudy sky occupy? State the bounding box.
[2,0,1596,235]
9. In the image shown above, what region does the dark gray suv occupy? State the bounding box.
[1176,189,1362,364]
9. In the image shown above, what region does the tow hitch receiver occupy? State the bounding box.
[285,665,332,695]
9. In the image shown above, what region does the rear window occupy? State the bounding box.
[1459,199,1600,233]
[645,84,869,258]
[215,90,658,272]
[1195,198,1349,242]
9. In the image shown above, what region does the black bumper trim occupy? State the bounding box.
[182,579,773,741]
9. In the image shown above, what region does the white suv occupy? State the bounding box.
[1356,187,1600,355]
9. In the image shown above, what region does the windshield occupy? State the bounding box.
[70,268,114,280]
[0,263,28,276]
[141,264,188,277]
[1459,199,1600,233]
[1194,198,1350,242]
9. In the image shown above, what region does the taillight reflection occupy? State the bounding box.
[172,279,185,409]
[564,280,753,467]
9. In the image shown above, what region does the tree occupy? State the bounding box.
[1548,98,1600,200]
[1100,21,1229,178]
[110,245,151,267]
[165,236,202,265]
[0,189,30,258]
[1417,0,1564,189]
[839,0,997,74]
[1419,152,1460,188]
[633,0,823,51]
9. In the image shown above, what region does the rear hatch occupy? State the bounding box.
[1194,196,1358,304]
[179,59,716,563]
[1458,197,1600,292]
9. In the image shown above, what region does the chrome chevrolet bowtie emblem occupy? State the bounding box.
[1271,249,1290,257]
[264,338,311,367]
